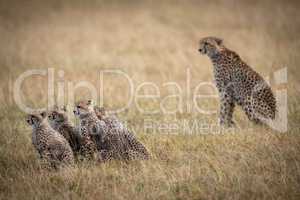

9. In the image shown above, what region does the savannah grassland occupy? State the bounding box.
[0,0,300,199]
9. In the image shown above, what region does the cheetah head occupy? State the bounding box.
[73,100,94,118]
[26,111,47,128]
[198,37,223,57]
[94,106,106,120]
[48,106,68,127]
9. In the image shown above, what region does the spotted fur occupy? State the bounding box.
[199,37,276,126]
[74,101,150,161]
[48,106,97,160]
[94,106,150,160]
[26,112,74,168]
[94,106,125,131]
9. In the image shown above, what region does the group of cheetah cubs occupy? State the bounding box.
[26,100,150,168]
[26,37,276,168]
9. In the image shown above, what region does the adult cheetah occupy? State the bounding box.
[198,37,276,126]
[26,112,74,168]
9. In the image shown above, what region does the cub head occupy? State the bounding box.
[198,37,223,57]
[48,106,68,127]
[26,111,47,128]
[94,106,106,120]
[73,100,94,117]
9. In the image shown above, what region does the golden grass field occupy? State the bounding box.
[0,0,300,199]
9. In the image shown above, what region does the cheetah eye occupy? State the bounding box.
[32,116,38,122]
[204,42,208,45]
[77,106,81,109]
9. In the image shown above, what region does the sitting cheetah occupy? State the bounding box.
[26,112,74,168]
[94,106,150,160]
[74,100,150,161]
[48,106,97,160]
[94,106,125,131]
[74,100,108,154]
[198,37,276,126]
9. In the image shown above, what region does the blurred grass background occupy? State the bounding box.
[0,0,300,199]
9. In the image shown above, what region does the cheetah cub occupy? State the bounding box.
[198,37,276,126]
[74,100,149,161]
[73,100,108,161]
[94,106,125,131]
[94,106,150,160]
[48,106,97,160]
[26,112,74,168]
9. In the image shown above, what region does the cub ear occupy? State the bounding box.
[26,114,33,124]
[87,100,94,106]
[99,107,106,115]
[94,106,106,116]
[53,105,59,111]
[62,105,67,112]
[40,111,47,118]
[215,37,223,45]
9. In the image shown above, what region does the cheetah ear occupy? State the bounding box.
[62,105,67,112]
[215,37,223,45]
[40,111,47,118]
[53,105,59,111]
[100,107,106,114]
[87,100,94,106]
[26,114,34,124]
[96,106,106,116]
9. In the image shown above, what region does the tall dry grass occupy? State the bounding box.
[0,0,300,199]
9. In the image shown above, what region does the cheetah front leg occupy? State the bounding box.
[39,149,59,169]
[219,92,235,127]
